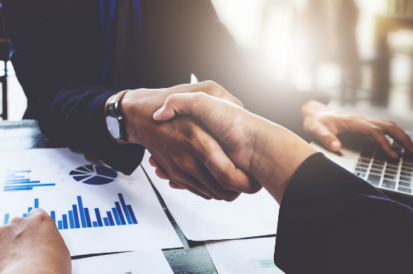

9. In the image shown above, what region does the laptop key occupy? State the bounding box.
[398,186,412,194]
[367,174,381,186]
[384,174,397,180]
[399,182,412,188]
[384,170,397,175]
[382,180,396,190]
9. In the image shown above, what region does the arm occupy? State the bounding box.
[153,92,413,272]
[0,209,71,274]
[0,0,144,175]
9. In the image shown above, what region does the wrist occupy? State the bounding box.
[249,123,317,204]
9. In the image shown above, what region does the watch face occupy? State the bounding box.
[106,108,120,140]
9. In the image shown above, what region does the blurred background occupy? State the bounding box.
[1,0,413,120]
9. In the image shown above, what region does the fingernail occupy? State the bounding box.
[330,141,340,150]
[154,109,161,116]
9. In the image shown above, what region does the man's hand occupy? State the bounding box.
[152,92,315,203]
[302,100,413,158]
[121,81,259,201]
[0,209,71,274]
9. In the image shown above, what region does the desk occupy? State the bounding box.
[0,120,218,274]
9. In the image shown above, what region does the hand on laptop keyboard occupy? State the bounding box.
[302,100,413,158]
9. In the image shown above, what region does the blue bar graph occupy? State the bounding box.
[4,214,9,225]
[107,211,115,226]
[118,193,133,224]
[84,208,92,228]
[103,217,110,227]
[68,211,75,229]
[3,193,138,230]
[111,208,121,226]
[94,208,103,227]
[3,170,55,192]
[77,196,87,228]
[115,202,126,225]
[127,205,138,224]
[62,214,68,229]
[72,205,80,229]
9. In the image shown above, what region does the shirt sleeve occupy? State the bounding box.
[0,0,145,175]
[274,153,413,274]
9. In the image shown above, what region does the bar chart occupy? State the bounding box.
[3,193,138,229]
[4,170,56,192]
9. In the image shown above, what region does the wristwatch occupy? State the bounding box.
[105,89,130,144]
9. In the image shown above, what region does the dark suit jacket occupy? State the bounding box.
[0,0,326,174]
[276,153,413,273]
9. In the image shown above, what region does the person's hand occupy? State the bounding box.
[0,209,71,274]
[301,100,413,158]
[152,92,316,203]
[121,81,259,201]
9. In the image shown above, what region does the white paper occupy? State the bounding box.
[0,148,183,256]
[205,238,284,274]
[141,151,279,241]
[72,250,173,274]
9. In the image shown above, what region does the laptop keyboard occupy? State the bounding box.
[354,134,413,195]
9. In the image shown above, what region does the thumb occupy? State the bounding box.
[153,92,209,121]
[313,126,342,152]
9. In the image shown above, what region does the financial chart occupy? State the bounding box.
[0,148,183,256]
[3,193,138,229]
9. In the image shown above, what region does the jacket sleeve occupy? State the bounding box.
[274,153,413,274]
[0,0,145,174]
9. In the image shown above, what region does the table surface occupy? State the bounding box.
[0,120,218,274]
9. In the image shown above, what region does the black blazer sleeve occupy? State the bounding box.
[0,0,144,174]
[274,153,413,274]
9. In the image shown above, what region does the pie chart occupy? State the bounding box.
[69,165,118,185]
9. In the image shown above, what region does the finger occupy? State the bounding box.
[154,92,223,122]
[179,157,242,202]
[166,165,222,200]
[370,120,413,153]
[155,167,170,180]
[345,119,397,158]
[311,124,342,151]
[149,156,159,167]
[169,181,186,189]
[192,134,262,195]
[27,208,48,217]
[167,180,213,200]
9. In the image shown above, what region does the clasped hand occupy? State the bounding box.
[148,86,413,202]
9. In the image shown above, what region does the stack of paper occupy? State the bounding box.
[141,151,280,242]
[0,148,182,260]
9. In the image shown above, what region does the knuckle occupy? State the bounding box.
[9,216,24,226]
[216,171,235,190]
[222,192,240,202]
[176,158,195,173]
[202,80,220,95]
[31,210,50,222]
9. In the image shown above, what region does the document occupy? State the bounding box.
[141,151,279,241]
[205,238,284,274]
[72,250,173,274]
[0,148,183,256]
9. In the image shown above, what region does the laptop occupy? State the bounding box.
[311,115,413,203]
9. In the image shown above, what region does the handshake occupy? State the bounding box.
[120,81,413,203]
